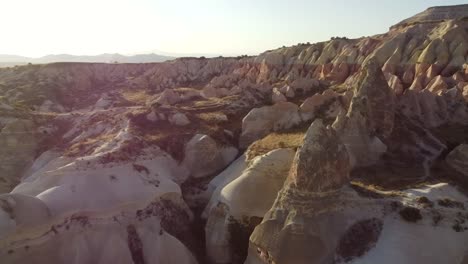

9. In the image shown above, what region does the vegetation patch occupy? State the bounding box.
[399,207,422,222]
[437,198,465,209]
[246,129,305,162]
[335,218,383,263]
[415,196,434,208]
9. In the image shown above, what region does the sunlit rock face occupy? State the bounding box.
[246,119,353,264]
[204,149,295,264]
[245,120,468,264]
[0,118,197,264]
[447,144,468,179]
[0,4,467,264]
[333,59,395,168]
[288,120,350,193]
[240,102,302,148]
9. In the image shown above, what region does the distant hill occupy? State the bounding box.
[0,53,174,66]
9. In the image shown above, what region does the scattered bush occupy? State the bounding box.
[399,207,422,222]
[335,218,383,262]
[415,196,434,208]
[437,198,465,209]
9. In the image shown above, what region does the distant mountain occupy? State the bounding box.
[0,53,174,66]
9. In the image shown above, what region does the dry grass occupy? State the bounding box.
[246,130,305,162]
[121,89,152,104]
[65,133,117,157]
[196,111,228,124]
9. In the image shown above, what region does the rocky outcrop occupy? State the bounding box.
[246,119,353,264]
[288,120,350,192]
[333,59,395,168]
[392,4,468,29]
[1,5,468,264]
[183,134,238,178]
[0,119,42,193]
[0,135,198,263]
[240,102,302,148]
[399,87,468,128]
[271,88,287,103]
[204,149,295,264]
[169,112,190,126]
[446,144,468,178]
[245,120,468,264]
[300,89,343,121]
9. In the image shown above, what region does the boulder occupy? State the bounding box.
[333,58,395,167]
[245,120,468,264]
[385,72,404,95]
[0,194,51,239]
[205,149,295,264]
[288,119,350,192]
[272,88,287,103]
[183,134,238,178]
[290,78,319,94]
[245,120,352,264]
[169,112,190,126]
[279,85,295,98]
[156,89,181,105]
[426,75,448,93]
[240,102,302,148]
[300,89,340,121]
[446,144,468,178]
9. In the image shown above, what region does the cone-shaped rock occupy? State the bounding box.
[288,119,350,193]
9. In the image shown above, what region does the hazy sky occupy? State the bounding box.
[1,0,466,57]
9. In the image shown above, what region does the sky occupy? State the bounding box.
[0,0,466,57]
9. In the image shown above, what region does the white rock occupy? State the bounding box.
[183,134,238,178]
[146,110,159,122]
[169,112,190,126]
[272,88,287,103]
[240,102,302,148]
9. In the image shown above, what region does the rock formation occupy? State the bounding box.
[204,149,295,264]
[183,134,238,179]
[0,4,467,264]
[333,58,395,168]
[240,102,302,148]
[447,144,468,178]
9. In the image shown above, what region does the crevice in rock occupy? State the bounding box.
[126,224,146,264]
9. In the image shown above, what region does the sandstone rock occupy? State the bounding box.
[229,85,242,95]
[446,144,468,178]
[272,88,287,103]
[299,89,340,121]
[279,85,295,98]
[426,75,448,93]
[0,119,39,193]
[290,78,319,94]
[169,112,190,126]
[385,73,404,95]
[240,102,302,148]
[146,110,159,122]
[463,84,468,101]
[156,89,181,105]
[333,58,395,167]
[0,194,51,238]
[399,87,468,128]
[220,149,295,218]
[205,149,295,264]
[289,119,350,192]
[202,86,218,98]
[94,94,112,109]
[392,4,468,28]
[183,134,238,178]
